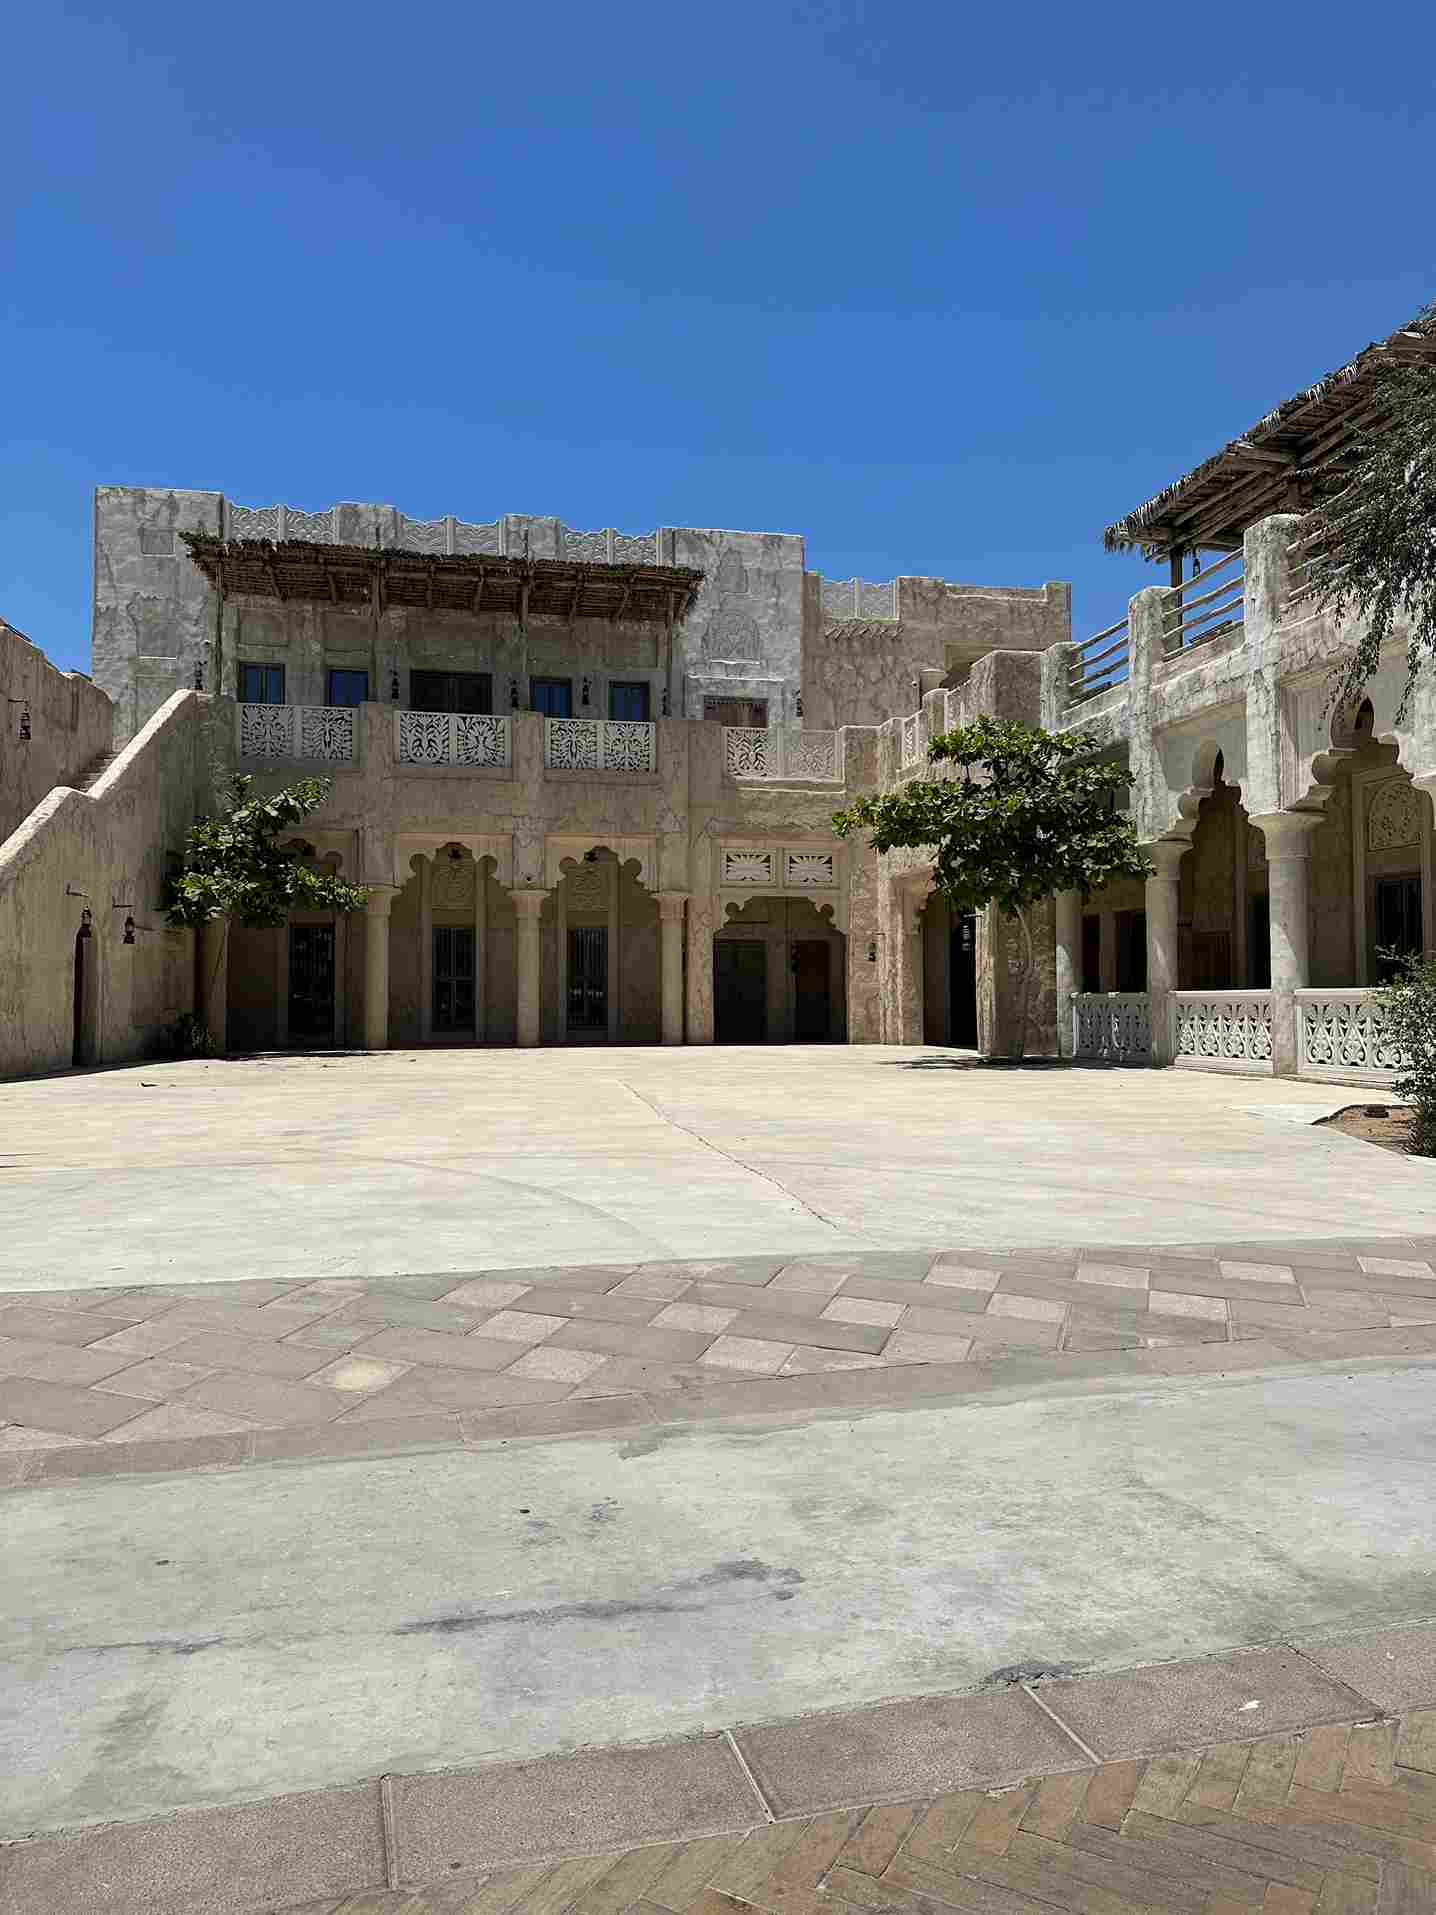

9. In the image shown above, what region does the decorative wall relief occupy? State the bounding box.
[431,856,476,911]
[1367,777,1422,851]
[563,862,607,913]
[785,851,836,887]
[722,851,775,885]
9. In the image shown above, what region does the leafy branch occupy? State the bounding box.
[164,775,371,929]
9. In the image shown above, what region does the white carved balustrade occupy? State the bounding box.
[544,718,656,773]
[396,710,511,768]
[900,713,924,769]
[1170,992,1275,1072]
[1297,990,1407,1083]
[237,704,357,763]
[722,727,843,783]
[1072,992,1152,1063]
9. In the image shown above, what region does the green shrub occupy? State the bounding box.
[154,1013,214,1060]
[1373,949,1436,1156]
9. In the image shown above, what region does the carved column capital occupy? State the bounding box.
[506,887,552,918]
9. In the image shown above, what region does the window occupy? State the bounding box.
[1114,910,1147,992]
[530,677,573,718]
[410,670,492,715]
[704,695,768,727]
[239,662,285,704]
[1374,875,1422,981]
[608,681,651,723]
[1081,915,1101,994]
[327,669,370,707]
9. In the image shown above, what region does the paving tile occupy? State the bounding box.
[835,1801,920,1873]
[1017,1769,1090,1840]
[503,1346,609,1384]
[1131,1752,1203,1816]
[1235,1737,1301,1811]
[733,1687,1082,1817]
[0,1335,137,1385]
[0,1423,88,1449]
[884,1328,976,1363]
[0,1779,384,1915]
[1038,1649,1374,1759]
[1234,1299,1390,1333]
[837,1275,950,1307]
[700,1336,795,1375]
[336,1370,573,1421]
[503,1290,664,1328]
[609,1271,695,1301]
[86,1317,207,1357]
[1149,1291,1229,1323]
[766,1263,852,1298]
[575,1355,716,1393]
[460,1395,653,1445]
[984,1292,1067,1324]
[1293,1724,1352,1793]
[1062,1326,1145,1352]
[640,1833,746,1911]
[779,1346,886,1374]
[1075,1263,1150,1290]
[330,1294,489,1335]
[727,1309,888,1354]
[396,1735,758,1876]
[306,1357,413,1395]
[26,1431,252,1483]
[1220,1262,1300,1286]
[280,1322,382,1354]
[92,1358,216,1400]
[547,1320,713,1361]
[924,1261,1002,1291]
[163,1300,327,1340]
[912,1308,1059,1351]
[250,1413,463,1465]
[651,1304,740,1334]
[0,1303,133,1346]
[99,1400,258,1441]
[696,1281,829,1316]
[1357,1257,1435,1279]
[436,1279,536,1311]
[1343,1722,1398,1790]
[1188,1740,1255,1810]
[165,1329,334,1379]
[0,1374,151,1437]
[566,1840,684,1915]
[1397,1712,1436,1776]
[183,1372,348,1428]
[472,1310,570,1345]
[155,1279,309,1305]
[353,1328,528,1372]
[820,1297,905,1328]
[1302,1627,1436,1712]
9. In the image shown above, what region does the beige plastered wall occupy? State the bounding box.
[0,619,114,846]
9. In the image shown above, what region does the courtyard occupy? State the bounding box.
[5,1045,1436,1293]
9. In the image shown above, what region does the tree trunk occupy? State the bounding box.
[1008,905,1035,1061]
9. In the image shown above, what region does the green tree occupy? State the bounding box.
[1371,948,1436,1157]
[833,717,1150,1059]
[166,775,370,1046]
[1303,349,1436,722]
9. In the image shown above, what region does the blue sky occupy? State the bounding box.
[6,1,1433,673]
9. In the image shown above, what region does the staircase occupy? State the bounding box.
[74,751,120,791]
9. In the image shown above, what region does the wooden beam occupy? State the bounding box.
[472,569,484,615]
[611,581,631,625]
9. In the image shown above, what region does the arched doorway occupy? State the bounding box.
[72,914,96,1066]
[548,849,660,1045]
[917,893,978,1047]
[714,897,845,1043]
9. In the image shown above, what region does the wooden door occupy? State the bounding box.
[288,925,336,1042]
[567,926,608,1031]
[433,927,476,1033]
[715,941,767,1042]
[792,940,831,1041]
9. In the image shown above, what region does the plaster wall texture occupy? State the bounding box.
[0,691,215,1078]
[0,619,114,846]
[92,488,222,744]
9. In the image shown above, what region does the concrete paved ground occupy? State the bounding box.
[2,1046,1432,1291]
[5,1355,1436,1836]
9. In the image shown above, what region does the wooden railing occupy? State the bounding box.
[1068,615,1130,704]
[1163,549,1244,654]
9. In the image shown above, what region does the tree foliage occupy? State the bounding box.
[1372,948,1436,1157]
[833,717,1150,1056]
[1305,352,1436,722]
[165,775,371,929]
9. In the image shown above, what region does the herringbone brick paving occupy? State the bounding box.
[290,1712,1436,1914]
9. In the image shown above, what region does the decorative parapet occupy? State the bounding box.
[1072,992,1152,1063]
[820,577,900,621]
[900,712,924,770]
[722,727,844,784]
[1170,991,1274,1072]
[237,704,357,764]
[544,717,656,774]
[396,711,511,769]
[221,502,658,562]
[1297,990,1405,1082]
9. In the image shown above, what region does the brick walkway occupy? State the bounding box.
[6,1236,1436,1486]
[282,1711,1436,1914]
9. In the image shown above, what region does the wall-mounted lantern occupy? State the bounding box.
[194,661,204,691]
[867,939,878,963]
[390,672,400,701]
[796,692,803,718]
[123,917,136,945]
[7,697,29,740]
[580,677,591,707]
[510,677,520,710]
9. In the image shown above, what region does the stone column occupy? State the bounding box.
[1144,842,1185,1065]
[1252,811,1321,1076]
[685,898,716,1044]
[1054,889,1081,1058]
[198,916,229,1053]
[655,893,689,1045]
[508,888,550,1048]
[362,886,398,1051]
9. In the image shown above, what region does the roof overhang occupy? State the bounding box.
[181,535,704,625]
[1103,305,1436,559]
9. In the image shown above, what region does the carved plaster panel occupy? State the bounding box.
[1367,777,1422,851]
[545,834,655,889]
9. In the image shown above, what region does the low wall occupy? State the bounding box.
[0,618,114,846]
[0,690,216,1078]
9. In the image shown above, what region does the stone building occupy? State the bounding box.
[1,303,1431,1084]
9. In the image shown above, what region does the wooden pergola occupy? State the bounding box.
[181,535,704,627]
[1102,306,1436,585]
